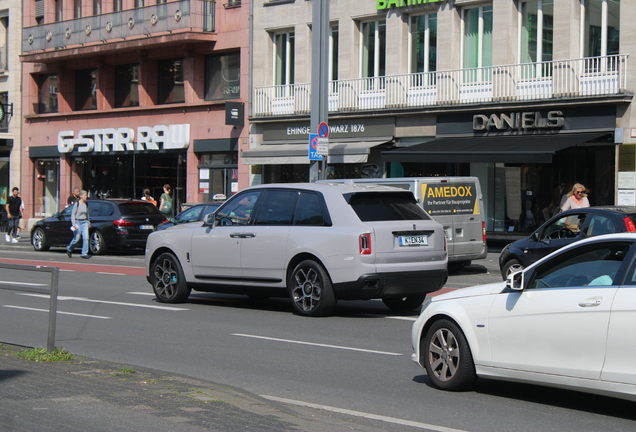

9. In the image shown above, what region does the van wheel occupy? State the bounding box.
[289,260,336,317]
[382,293,426,312]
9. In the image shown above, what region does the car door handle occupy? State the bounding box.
[229,233,243,238]
[243,233,256,238]
[578,298,602,307]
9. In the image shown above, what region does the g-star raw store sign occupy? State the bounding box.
[58,124,190,153]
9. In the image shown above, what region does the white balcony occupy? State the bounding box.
[253,55,628,117]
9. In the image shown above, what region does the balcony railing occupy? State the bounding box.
[254,55,628,117]
[23,0,215,54]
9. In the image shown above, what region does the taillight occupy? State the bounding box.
[482,221,487,242]
[359,233,372,255]
[624,216,636,232]
[113,219,134,227]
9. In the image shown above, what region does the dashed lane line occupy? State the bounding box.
[232,333,402,356]
[16,293,189,311]
[3,305,111,319]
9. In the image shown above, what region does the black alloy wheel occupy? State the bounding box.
[288,259,336,317]
[151,252,191,303]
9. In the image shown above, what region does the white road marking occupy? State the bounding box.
[127,292,156,296]
[261,395,469,432]
[0,281,48,287]
[16,293,189,311]
[3,305,111,319]
[96,272,127,276]
[232,333,402,356]
[60,269,75,272]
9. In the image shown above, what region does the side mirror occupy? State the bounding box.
[505,270,524,291]
[169,217,176,224]
[53,212,60,218]
[203,213,215,227]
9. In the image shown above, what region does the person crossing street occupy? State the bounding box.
[66,190,91,259]
[5,187,22,244]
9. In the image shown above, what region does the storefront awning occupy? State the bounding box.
[381,132,613,164]
[241,140,390,165]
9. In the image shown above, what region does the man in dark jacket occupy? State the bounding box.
[5,187,21,244]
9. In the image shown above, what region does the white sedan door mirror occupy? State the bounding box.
[506,271,524,291]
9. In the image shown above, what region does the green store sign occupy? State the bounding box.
[377,0,440,10]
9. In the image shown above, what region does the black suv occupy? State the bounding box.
[31,199,167,255]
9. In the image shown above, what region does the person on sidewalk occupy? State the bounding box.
[66,187,81,208]
[66,190,91,259]
[5,187,21,244]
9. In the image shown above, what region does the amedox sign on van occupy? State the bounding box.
[421,183,478,216]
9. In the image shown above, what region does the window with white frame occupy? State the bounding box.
[519,0,553,64]
[273,32,295,86]
[582,0,620,58]
[330,25,339,81]
[462,5,492,81]
[360,19,386,79]
[409,13,437,75]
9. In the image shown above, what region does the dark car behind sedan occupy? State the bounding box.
[499,206,636,279]
[155,202,221,231]
[31,199,167,255]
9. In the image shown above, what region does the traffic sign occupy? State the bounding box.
[308,134,322,161]
[318,122,329,138]
[316,137,328,155]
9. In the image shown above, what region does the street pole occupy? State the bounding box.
[309,0,329,182]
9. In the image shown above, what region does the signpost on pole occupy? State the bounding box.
[309,0,329,181]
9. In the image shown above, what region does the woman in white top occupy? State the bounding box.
[561,183,590,211]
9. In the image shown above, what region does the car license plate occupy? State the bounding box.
[140,224,154,230]
[399,235,428,246]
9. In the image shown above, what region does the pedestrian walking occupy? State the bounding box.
[66,187,81,208]
[141,188,157,206]
[561,183,590,211]
[159,184,173,218]
[16,192,25,238]
[66,190,91,259]
[5,187,22,243]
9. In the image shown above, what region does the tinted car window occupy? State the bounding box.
[177,206,203,223]
[542,213,586,239]
[119,203,163,216]
[294,192,325,226]
[583,214,617,237]
[255,190,298,225]
[215,191,261,226]
[346,192,429,222]
[100,203,115,216]
[88,203,102,217]
[529,242,631,289]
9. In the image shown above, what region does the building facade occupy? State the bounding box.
[20,0,249,224]
[0,0,23,221]
[248,0,634,239]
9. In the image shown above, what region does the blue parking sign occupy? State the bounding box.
[308,134,322,161]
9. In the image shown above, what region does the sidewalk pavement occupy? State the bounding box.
[0,344,432,432]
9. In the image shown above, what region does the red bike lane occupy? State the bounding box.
[0,257,146,276]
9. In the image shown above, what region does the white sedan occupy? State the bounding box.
[412,233,636,401]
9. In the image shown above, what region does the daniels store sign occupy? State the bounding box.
[58,124,190,153]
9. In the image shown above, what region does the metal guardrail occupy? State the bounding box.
[254,54,629,116]
[0,263,59,353]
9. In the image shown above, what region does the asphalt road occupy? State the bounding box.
[1,243,635,432]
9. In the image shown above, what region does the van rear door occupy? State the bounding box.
[419,180,482,261]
